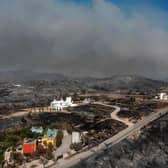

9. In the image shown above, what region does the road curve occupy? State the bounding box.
[93,102,133,127]
[51,106,168,168]
[111,105,133,127]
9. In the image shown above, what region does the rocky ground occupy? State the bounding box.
[73,114,168,168]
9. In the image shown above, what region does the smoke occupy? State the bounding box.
[0,0,168,78]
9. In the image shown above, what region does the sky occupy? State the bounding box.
[62,0,168,11]
[111,0,168,11]
[0,0,168,78]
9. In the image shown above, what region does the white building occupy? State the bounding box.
[72,132,81,144]
[4,148,12,163]
[50,97,76,111]
[156,93,168,100]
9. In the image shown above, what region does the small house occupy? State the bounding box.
[41,129,58,146]
[155,93,168,101]
[4,148,12,163]
[46,129,58,137]
[31,127,43,134]
[42,136,56,146]
[23,139,37,155]
[72,132,81,144]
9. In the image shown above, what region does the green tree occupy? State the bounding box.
[46,143,54,160]
[56,130,63,148]
[70,143,83,151]
[36,144,46,156]
[43,141,47,147]
[66,124,73,134]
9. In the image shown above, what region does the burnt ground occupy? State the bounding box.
[0,117,24,130]
[68,104,114,119]
[73,114,168,168]
[0,102,126,144]
[110,97,168,121]
[23,112,127,146]
[31,112,127,133]
[117,109,141,120]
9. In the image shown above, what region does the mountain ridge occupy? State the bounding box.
[0,70,166,90]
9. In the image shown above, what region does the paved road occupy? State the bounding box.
[52,106,168,168]
[55,131,72,159]
[94,102,133,127]
[110,105,133,127]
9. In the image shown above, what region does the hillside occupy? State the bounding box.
[80,75,167,91]
[0,71,166,91]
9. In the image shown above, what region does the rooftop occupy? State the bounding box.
[24,139,36,144]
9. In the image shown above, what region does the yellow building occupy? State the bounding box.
[42,136,56,146]
[41,129,58,146]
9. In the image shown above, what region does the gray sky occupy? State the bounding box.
[0,0,168,78]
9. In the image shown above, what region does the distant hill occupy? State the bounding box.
[0,71,166,90]
[80,75,167,91]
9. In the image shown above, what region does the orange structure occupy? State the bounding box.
[23,139,37,155]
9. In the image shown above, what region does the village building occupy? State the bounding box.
[42,136,56,146]
[155,93,168,100]
[23,139,37,155]
[50,97,76,111]
[4,148,12,163]
[31,127,43,134]
[46,129,58,137]
[41,129,58,146]
[72,132,81,144]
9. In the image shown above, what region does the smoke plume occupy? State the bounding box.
[0,0,168,78]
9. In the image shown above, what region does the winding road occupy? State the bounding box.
[93,102,133,127]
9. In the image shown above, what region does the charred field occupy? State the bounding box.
[73,114,168,168]
[24,104,127,145]
[68,104,114,119]
[108,96,168,122]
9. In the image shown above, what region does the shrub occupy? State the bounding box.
[70,143,83,151]
[56,130,63,148]
[46,143,54,160]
